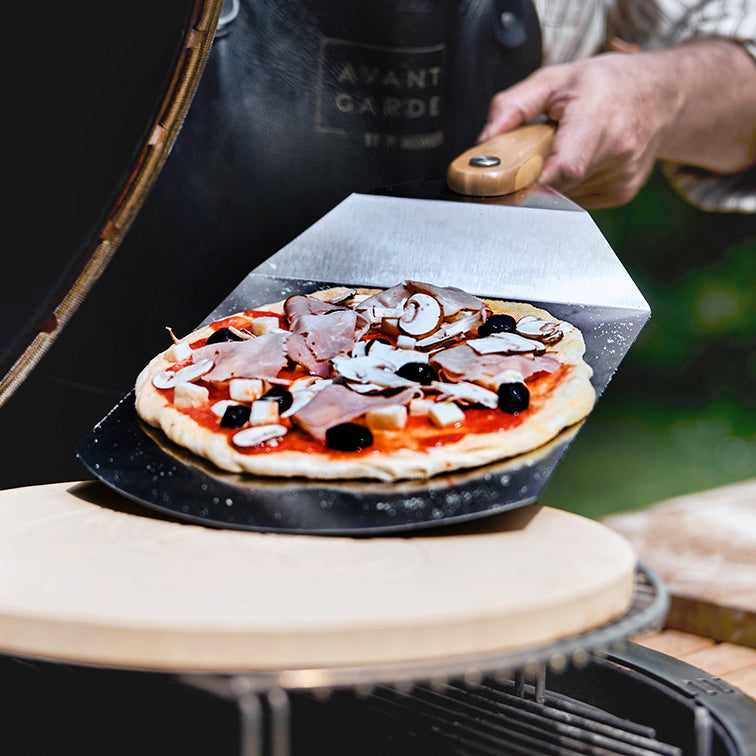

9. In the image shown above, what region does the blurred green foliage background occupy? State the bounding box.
[541,167,756,519]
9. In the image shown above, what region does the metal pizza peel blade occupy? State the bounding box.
[76,179,650,535]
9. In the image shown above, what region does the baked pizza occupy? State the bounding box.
[134,281,595,481]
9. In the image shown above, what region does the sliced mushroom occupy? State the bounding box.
[430,380,499,409]
[280,382,330,418]
[414,330,464,353]
[331,355,387,383]
[232,424,287,448]
[399,293,443,338]
[467,333,545,355]
[327,289,356,305]
[365,339,429,369]
[152,358,215,389]
[211,399,242,417]
[516,315,570,344]
[344,381,386,394]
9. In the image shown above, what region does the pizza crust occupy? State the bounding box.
[135,287,595,481]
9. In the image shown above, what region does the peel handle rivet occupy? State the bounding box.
[469,155,501,168]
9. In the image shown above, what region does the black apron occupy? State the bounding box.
[2,0,541,488]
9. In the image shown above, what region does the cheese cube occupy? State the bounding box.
[173,381,209,408]
[365,405,408,431]
[396,335,417,350]
[249,400,280,425]
[409,398,435,416]
[248,317,280,336]
[229,378,264,402]
[165,340,192,362]
[475,369,525,392]
[428,402,465,428]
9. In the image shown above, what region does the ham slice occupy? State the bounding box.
[354,282,412,312]
[292,384,420,442]
[286,333,333,378]
[193,332,289,382]
[355,281,487,320]
[430,344,560,383]
[285,295,361,361]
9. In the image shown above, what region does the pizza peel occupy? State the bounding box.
[76,126,650,535]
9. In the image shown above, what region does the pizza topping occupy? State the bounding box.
[474,368,526,392]
[229,378,265,402]
[430,345,558,384]
[286,333,333,378]
[406,281,487,319]
[497,382,530,413]
[354,282,412,316]
[173,382,209,408]
[332,355,416,389]
[327,289,356,305]
[365,405,408,431]
[428,402,466,427]
[198,332,290,382]
[325,423,374,451]
[206,327,245,345]
[249,400,280,426]
[232,424,287,448]
[398,293,443,338]
[221,404,251,428]
[430,380,499,409]
[164,340,192,363]
[259,386,294,414]
[152,358,215,389]
[211,399,242,417]
[395,362,437,386]
[304,309,361,361]
[478,313,517,337]
[516,315,572,344]
[409,398,435,416]
[292,384,420,442]
[248,317,281,336]
[467,333,545,355]
[280,379,332,418]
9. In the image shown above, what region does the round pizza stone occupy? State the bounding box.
[0,482,636,672]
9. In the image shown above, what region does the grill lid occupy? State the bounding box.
[0,0,223,407]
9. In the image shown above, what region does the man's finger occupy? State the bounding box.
[537,107,603,188]
[478,72,556,141]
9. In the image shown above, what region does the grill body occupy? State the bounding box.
[2,643,755,755]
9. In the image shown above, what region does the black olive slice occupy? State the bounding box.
[260,386,293,413]
[497,382,530,413]
[221,404,251,428]
[206,327,244,344]
[478,314,517,338]
[395,362,437,386]
[325,423,373,451]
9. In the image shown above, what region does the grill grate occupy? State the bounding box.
[356,677,684,756]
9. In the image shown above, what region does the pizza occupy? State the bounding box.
[134,281,595,481]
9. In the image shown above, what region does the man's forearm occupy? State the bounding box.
[654,38,756,174]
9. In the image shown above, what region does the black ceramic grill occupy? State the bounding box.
[4,567,754,755]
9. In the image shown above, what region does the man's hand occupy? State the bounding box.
[479,40,756,209]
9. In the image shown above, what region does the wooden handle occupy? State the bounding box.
[447,123,556,197]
